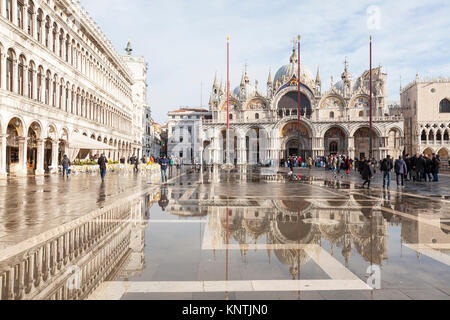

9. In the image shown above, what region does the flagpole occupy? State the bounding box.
[297,35,301,158]
[226,35,231,165]
[369,36,373,160]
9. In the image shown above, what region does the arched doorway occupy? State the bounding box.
[423,147,433,158]
[354,127,378,160]
[27,122,43,173]
[280,121,312,160]
[324,127,347,155]
[6,119,23,174]
[219,128,237,164]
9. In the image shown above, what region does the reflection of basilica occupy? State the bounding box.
[201,45,404,163]
[0,191,156,300]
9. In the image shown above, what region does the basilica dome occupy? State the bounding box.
[233,83,256,98]
[274,63,314,85]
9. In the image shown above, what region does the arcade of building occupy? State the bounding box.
[0,0,143,177]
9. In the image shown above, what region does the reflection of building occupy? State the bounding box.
[401,77,450,165]
[0,1,146,178]
[199,46,403,164]
[0,194,149,300]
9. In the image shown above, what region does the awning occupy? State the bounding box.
[69,132,116,150]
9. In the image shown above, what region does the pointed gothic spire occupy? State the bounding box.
[267,68,273,85]
[213,72,218,89]
[316,66,321,84]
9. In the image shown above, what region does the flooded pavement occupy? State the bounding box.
[1,167,449,300]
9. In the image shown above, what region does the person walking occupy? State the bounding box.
[61,154,71,178]
[159,155,169,183]
[381,155,394,188]
[424,155,433,182]
[432,154,440,182]
[416,154,426,182]
[98,154,108,182]
[361,160,374,189]
[394,155,407,187]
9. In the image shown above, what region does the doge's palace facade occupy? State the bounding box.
[0,0,138,177]
[200,46,404,165]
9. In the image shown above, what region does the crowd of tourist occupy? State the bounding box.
[282,152,442,189]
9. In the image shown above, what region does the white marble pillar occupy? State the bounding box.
[1,0,6,20]
[17,137,28,176]
[50,140,59,173]
[35,139,45,176]
[0,135,7,178]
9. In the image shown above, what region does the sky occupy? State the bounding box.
[81,0,450,124]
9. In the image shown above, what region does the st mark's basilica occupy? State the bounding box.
[201,45,404,164]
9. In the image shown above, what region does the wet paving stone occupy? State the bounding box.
[0,167,449,300]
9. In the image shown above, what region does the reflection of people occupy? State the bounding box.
[97,181,106,203]
[158,187,169,211]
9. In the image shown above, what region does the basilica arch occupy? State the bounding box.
[324,126,348,155]
[279,120,312,159]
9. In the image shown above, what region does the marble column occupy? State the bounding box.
[35,139,45,176]
[50,140,59,173]
[0,135,7,178]
[17,137,28,176]
[1,0,6,20]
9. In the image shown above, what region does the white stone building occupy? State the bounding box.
[199,46,404,165]
[0,0,144,177]
[167,107,209,164]
[401,76,450,163]
[122,41,147,159]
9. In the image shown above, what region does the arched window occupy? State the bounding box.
[65,83,69,112]
[52,75,57,107]
[421,130,427,142]
[28,61,34,98]
[45,70,51,104]
[255,113,259,120]
[6,49,14,92]
[444,130,449,142]
[59,29,64,58]
[359,111,364,117]
[37,66,43,101]
[439,99,450,113]
[17,0,24,29]
[36,10,42,42]
[18,55,25,95]
[436,130,442,141]
[27,1,34,35]
[52,23,57,52]
[6,0,13,22]
[44,16,50,47]
[330,111,335,119]
[59,79,63,109]
[65,35,70,62]
[428,130,434,142]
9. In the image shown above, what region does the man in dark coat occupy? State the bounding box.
[361,160,374,189]
[432,154,440,182]
[381,155,394,188]
[416,154,425,182]
[98,154,108,182]
[424,155,433,182]
[394,155,407,187]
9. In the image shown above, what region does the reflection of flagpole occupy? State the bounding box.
[369,36,373,159]
[297,35,302,158]
[226,36,231,165]
[226,205,229,300]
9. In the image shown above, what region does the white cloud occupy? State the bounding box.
[81,0,450,123]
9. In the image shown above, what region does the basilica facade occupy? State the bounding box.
[200,47,404,165]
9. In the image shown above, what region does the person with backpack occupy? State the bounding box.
[61,155,71,178]
[381,155,394,188]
